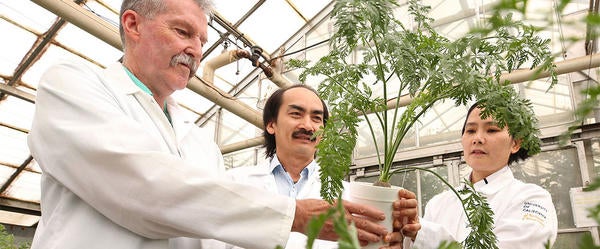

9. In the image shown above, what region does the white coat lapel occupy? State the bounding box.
[165,97,195,145]
[132,92,180,156]
[104,63,180,156]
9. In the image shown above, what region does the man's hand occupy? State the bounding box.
[292,199,388,246]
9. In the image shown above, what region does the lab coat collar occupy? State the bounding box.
[105,63,142,95]
[103,63,189,155]
[268,155,318,179]
[469,166,513,195]
[268,155,320,199]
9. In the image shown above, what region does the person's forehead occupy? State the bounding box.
[282,88,322,110]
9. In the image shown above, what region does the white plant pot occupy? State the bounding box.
[349,181,402,249]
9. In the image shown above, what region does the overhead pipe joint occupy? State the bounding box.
[249,46,263,67]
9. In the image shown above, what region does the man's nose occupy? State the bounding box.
[185,40,203,61]
[299,116,315,131]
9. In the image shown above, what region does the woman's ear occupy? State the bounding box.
[511,139,522,154]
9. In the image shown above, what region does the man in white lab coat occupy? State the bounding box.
[224,85,419,249]
[227,85,342,249]
[26,0,395,248]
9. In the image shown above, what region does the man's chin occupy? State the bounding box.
[188,70,198,79]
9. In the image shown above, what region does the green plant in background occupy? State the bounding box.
[0,225,30,249]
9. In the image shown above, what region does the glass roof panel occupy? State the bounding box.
[54,23,122,66]
[0,166,15,185]
[83,1,120,25]
[237,1,305,53]
[23,45,103,89]
[0,96,34,131]
[27,159,41,174]
[0,125,29,167]
[0,1,55,31]
[172,88,213,114]
[218,110,261,145]
[0,210,39,227]
[3,170,41,203]
[0,22,36,77]
[292,0,331,19]
[214,0,259,23]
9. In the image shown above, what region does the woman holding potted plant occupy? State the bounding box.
[405,103,558,249]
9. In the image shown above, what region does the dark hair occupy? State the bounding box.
[461,102,529,165]
[262,85,329,159]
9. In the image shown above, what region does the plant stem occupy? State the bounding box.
[390,166,472,223]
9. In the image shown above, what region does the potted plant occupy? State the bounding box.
[288,0,556,248]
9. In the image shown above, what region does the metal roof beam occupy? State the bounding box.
[0,83,35,103]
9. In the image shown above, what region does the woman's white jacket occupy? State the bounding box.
[411,166,557,249]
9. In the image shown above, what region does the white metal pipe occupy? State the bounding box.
[188,78,263,128]
[220,137,264,154]
[31,0,122,50]
[202,50,249,85]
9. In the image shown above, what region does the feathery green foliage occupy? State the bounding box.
[289,0,554,202]
[288,0,556,248]
[460,181,498,249]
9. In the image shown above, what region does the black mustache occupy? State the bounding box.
[292,129,316,141]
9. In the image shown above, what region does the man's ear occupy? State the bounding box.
[266,121,276,135]
[121,10,141,43]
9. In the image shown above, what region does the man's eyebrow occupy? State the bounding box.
[311,109,324,116]
[288,104,305,112]
[288,104,324,115]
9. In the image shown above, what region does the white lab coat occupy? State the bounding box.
[171,156,347,249]
[410,166,558,249]
[28,62,295,249]
[227,156,347,249]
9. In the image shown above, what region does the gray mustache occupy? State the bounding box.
[170,53,198,78]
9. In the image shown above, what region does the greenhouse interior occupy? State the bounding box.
[0,0,599,248]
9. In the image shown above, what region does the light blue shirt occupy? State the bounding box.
[269,155,317,198]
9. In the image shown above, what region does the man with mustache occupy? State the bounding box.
[26,0,404,249]
[218,85,418,249]
[226,85,339,249]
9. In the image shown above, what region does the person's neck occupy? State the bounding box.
[470,170,492,184]
[122,60,168,108]
[276,152,313,182]
[154,95,166,109]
